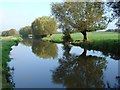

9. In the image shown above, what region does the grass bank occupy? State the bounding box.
[43,32,119,42]
[0,36,22,89]
[72,39,120,59]
[43,32,120,59]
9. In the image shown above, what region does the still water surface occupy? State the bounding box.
[8,39,119,88]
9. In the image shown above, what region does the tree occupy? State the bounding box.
[106,1,120,18]
[19,26,32,37]
[1,31,7,36]
[106,1,120,27]
[51,2,107,41]
[7,29,19,36]
[1,29,18,36]
[31,16,57,38]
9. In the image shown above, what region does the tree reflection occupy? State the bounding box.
[32,40,58,59]
[21,38,32,47]
[52,44,108,88]
[62,43,72,58]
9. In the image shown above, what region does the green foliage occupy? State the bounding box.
[63,29,73,43]
[51,2,106,31]
[19,26,32,37]
[1,37,22,89]
[106,2,120,27]
[77,40,120,60]
[31,16,57,37]
[1,29,19,37]
[106,2,120,18]
[51,2,107,40]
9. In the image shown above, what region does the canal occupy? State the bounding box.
[8,39,119,88]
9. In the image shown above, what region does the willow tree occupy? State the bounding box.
[51,2,107,41]
[19,26,32,37]
[31,16,57,38]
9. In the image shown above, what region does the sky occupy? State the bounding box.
[0,0,118,31]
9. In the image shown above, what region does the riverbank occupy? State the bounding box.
[43,32,120,59]
[0,36,22,88]
[72,39,120,59]
[43,32,119,42]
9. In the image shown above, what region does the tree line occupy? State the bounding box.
[1,16,57,38]
[1,29,19,36]
[1,1,119,41]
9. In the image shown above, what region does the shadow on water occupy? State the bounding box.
[52,43,119,88]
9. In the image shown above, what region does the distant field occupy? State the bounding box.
[43,32,119,42]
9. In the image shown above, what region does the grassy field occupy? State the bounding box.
[43,32,119,42]
[0,36,22,89]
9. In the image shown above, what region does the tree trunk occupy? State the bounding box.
[80,49,87,56]
[77,49,87,59]
[81,30,87,41]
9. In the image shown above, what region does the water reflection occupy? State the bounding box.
[32,40,58,59]
[21,38,32,47]
[52,44,109,88]
[11,39,119,88]
[21,38,58,59]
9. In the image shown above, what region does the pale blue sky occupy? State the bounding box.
[0,0,117,31]
[0,1,60,31]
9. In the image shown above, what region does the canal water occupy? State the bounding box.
[8,39,119,88]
